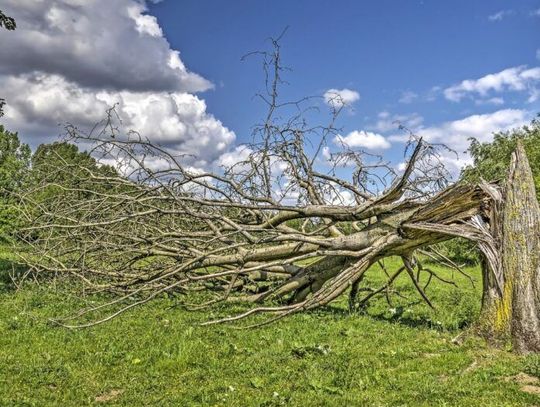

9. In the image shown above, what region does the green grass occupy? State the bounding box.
[1,250,539,406]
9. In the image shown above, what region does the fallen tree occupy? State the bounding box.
[14,121,540,353]
[12,41,540,353]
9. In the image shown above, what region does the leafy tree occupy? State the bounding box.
[32,141,113,182]
[30,141,117,204]
[462,116,540,198]
[434,116,540,266]
[0,126,31,242]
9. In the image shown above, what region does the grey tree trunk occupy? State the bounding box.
[480,140,540,353]
[503,141,540,353]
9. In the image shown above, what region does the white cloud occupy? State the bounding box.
[321,146,332,160]
[0,73,236,167]
[0,0,238,169]
[398,91,418,104]
[0,0,211,93]
[389,109,530,177]
[415,109,529,152]
[333,131,391,150]
[127,4,163,37]
[218,145,253,168]
[444,66,540,103]
[488,10,513,22]
[324,88,360,108]
[371,111,424,133]
[396,162,408,172]
[531,8,540,17]
[327,188,355,206]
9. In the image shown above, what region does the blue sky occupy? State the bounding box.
[146,0,540,169]
[1,0,539,175]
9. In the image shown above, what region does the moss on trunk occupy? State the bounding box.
[502,141,540,353]
[481,140,540,353]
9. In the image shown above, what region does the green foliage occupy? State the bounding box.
[29,141,116,204]
[1,255,537,406]
[462,116,540,200]
[0,126,30,242]
[22,142,118,244]
[32,141,116,183]
[433,238,480,266]
[0,10,16,31]
[0,137,117,243]
[437,116,540,266]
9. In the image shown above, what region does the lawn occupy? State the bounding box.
[1,249,539,406]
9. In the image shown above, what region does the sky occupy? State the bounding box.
[0,0,539,176]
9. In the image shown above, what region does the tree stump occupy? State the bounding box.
[503,140,540,353]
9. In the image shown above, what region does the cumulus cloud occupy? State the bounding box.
[444,66,540,103]
[0,0,211,93]
[389,109,530,176]
[333,130,390,150]
[407,109,528,152]
[0,73,234,166]
[324,88,360,108]
[488,10,513,22]
[218,145,253,168]
[0,0,236,168]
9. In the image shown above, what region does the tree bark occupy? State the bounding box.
[502,141,540,353]
[480,140,540,353]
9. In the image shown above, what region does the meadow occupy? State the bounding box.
[1,248,539,406]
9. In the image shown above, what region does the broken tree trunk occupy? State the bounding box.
[12,106,540,350]
[480,140,540,353]
[503,141,540,353]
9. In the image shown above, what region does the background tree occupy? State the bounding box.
[0,126,30,242]
[434,116,540,266]
[462,116,540,199]
[31,141,116,186]
[24,141,118,240]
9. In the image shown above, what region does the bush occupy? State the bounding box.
[430,238,479,266]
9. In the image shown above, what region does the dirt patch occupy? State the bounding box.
[502,372,540,396]
[520,385,540,396]
[95,389,124,403]
[503,372,540,385]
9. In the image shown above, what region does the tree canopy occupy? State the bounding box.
[462,116,540,199]
[0,126,30,242]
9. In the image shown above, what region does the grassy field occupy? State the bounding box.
[1,249,539,406]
